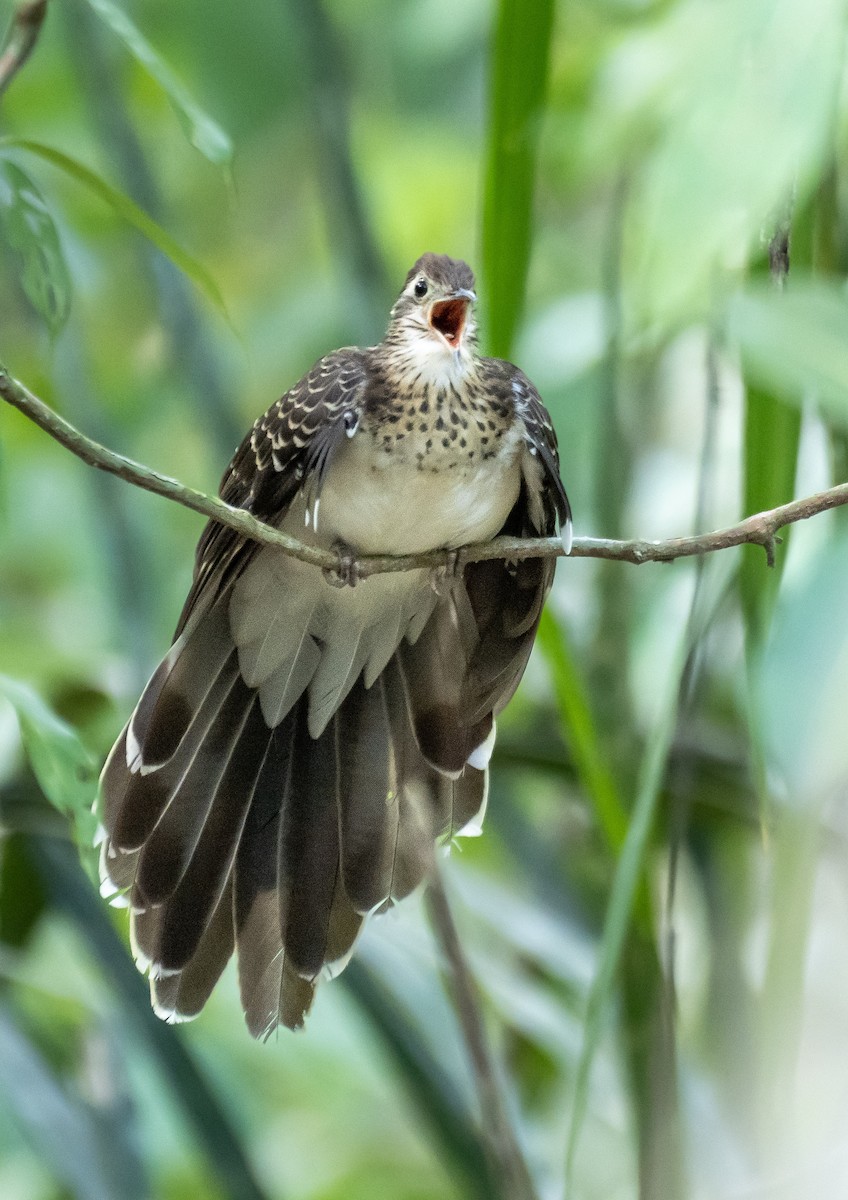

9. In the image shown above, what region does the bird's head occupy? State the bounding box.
[386,253,478,380]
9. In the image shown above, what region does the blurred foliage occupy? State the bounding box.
[2,0,848,1198]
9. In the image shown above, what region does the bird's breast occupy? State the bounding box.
[314,415,524,556]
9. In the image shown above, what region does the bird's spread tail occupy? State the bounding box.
[98,596,489,1035]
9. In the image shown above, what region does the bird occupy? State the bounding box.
[98,252,572,1038]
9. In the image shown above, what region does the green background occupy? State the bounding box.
[2,0,848,1197]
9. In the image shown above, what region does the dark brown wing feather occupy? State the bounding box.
[400,360,566,776]
[506,364,573,539]
[175,349,369,636]
[461,479,557,725]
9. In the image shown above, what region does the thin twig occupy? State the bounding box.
[2,361,848,577]
[425,868,538,1200]
[0,0,47,99]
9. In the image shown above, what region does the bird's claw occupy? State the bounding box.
[430,548,463,596]
[323,540,360,588]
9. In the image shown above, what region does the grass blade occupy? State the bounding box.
[563,624,688,1195]
[537,610,628,853]
[481,0,555,357]
[537,610,655,941]
[0,833,47,949]
[81,0,232,167]
[740,382,800,646]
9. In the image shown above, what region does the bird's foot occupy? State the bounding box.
[323,539,360,588]
[430,548,464,596]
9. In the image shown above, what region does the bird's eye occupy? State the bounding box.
[413,278,428,299]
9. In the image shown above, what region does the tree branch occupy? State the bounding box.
[2,361,847,578]
[0,0,47,100]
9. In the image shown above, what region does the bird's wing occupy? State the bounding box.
[465,365,569,720]
[175,347,369,637]
[509,366,573,552]
[400,361,570,775]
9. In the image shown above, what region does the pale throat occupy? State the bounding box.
[396,321,477,391]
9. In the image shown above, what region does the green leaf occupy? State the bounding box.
[537,610,628,853]
[729,279,848,425]
[0,138,228,317]
[755,527,848,800]
[620,0,845,327]
[481,0,555,358]
[0,158,71,335]
[0,1001,142,1200]
[82,0,233,168]
[0,676,98,859]
[740,381,800,647]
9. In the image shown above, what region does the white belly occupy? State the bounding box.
[313,426,524,555]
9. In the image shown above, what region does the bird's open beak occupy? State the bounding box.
[428,288,476,350]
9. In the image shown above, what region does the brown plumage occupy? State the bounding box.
[99,253,572,1037]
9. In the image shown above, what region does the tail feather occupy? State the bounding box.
[128,600,231,770]
[398,631,490,774]
[100,567,519,1037]
[323,878,364,974]
[337,677,396,912]
[279,711,343,978]
[232,719,316,1034]
[150,877,236,1022]
[134,660,247,906]
[446,767,489,839]
[463,556,553,722]
[112,649,240,852]
[383,659,443,900]
[150,694,269,971]
[99,724,138,901]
